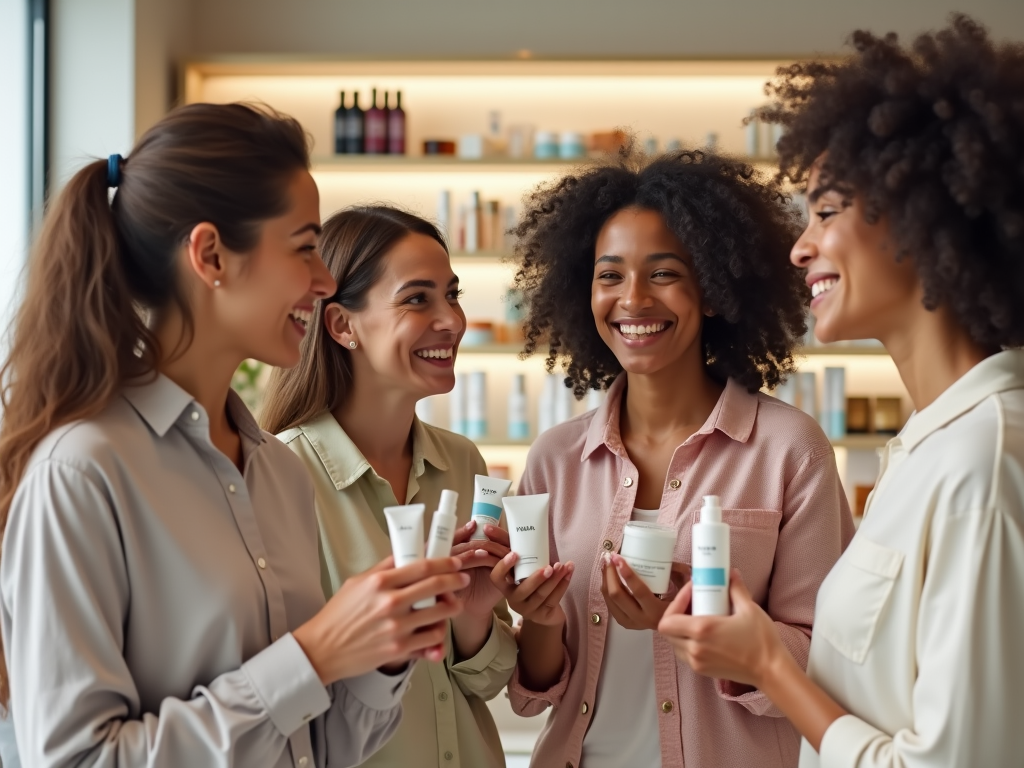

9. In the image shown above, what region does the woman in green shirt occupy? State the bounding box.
[261,206,517,768]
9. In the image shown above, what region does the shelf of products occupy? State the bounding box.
[199,56,902,506]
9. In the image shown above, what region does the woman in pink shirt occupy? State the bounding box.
[486,148,855,768]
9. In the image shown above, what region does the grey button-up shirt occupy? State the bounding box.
[0,373,410,768]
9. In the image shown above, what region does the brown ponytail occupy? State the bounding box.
[0,103,310,705]
[260,206,447,435]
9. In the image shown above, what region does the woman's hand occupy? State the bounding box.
[601,553,690,631]
[293,555,470,685]
[488,541,574,628]
[656,568,785,687]
[449,521,510,618]
[447,521,513,659]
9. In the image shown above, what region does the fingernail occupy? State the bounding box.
[504,552,516,564]
[475,549,488,556]
[543,566,553,578]
[460,573,471,585]
[465,521,474,530]
[553,562,563,572]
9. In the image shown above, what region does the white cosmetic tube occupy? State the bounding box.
[691,495,731,616]
[470,474,512,541]
[383,504,430,609]
[620,521,677,595]
[503,493,550,584]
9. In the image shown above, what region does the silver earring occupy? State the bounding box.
[349,341,357,349]
[213,280,221,287]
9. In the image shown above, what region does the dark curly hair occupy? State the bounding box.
[757,14,1024,348]
[512,148,808,397]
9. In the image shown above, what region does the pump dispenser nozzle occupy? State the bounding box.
[701,495,722,523]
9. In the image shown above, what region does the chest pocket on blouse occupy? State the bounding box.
[817,536,904,664]
[720,509,783,601]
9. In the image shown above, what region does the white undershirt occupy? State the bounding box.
[581,508,663,768]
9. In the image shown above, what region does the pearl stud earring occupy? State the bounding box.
[213,280,221,287]
[349,341,357,349]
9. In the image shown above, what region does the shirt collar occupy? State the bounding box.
[121,372,266,445]
[581,375,758,462]
[899,349,1024,453]
[298,411,448,491]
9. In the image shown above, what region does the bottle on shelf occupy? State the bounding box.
[436,190,451,241]
[466,371,488,439]
[508,374,529,440]
[388,90,406,155]
[464,191,481,253]
[334,91,348,154]
[364,88,387,154]
[345,92,364,154]
[821,367,847,439]
[449,373,467,435]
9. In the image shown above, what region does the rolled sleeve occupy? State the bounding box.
[241,633,331,736]
[507,644,571,716]
[819,715,882,768]
[340,666,414,711]
[449,613,517,701]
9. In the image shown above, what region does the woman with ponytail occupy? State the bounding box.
[0,103,469,768]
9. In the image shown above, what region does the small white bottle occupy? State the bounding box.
[437,190,451,241]
[508,373,529,440]
[466,371,487,438]
[691,495,730,616]
[449,373,467,435]
[537,374,556,434]
[416,490,460,608]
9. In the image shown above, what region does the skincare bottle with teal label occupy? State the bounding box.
[691,495,730,616]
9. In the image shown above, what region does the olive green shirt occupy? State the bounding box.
[278,413,517,768]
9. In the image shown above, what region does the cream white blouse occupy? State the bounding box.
[802,351,1024,768]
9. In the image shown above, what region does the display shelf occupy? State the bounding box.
[830,434,891,450]
[312,156,586,172]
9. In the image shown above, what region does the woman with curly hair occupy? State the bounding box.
[659,15,1024,768]
[485,148,854,768]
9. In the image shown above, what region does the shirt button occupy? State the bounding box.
[591,613,601,624]
[298,758,308,767]
[438,691,448,702]
[622,477,633,487]
[669,479,681,489]
[444,751,453,761]
[228,483,236,494]
[580,701,589,715]
[661,700,674,713]
[602,539,614,551]
[257,557,267,569]
[190,411,199,421]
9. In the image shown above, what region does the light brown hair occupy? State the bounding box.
[260,206,447,435]
[0,102,310,704]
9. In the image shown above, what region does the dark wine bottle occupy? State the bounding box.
[333,91,347,154]
[388,90,406,155]
[364,88,387,154]
[345,92,364,154]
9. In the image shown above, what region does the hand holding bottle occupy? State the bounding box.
[293,555,469,685]
[488,547,574,627]
[600,553,690,630]
[449,520,510,618]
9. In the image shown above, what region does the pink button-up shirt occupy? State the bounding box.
[509,376,855,768]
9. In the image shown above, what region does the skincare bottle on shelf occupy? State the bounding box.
[798,371,817,420]
[466,371,487,439]
[553,377,572,425]
[508,374,529,440]
[436,190,451,241]
[334,92,348,154]
[449,373,467,435]
[538,374,556,434]
[364,88,387,154]
[388,90,406,155]
[692,495,730,616]
[464,192,481,253]
[821,367,847,439]
[345,92,364,154]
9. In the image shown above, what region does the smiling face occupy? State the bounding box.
[792,166,920,343]
[217,170,336,368]
[336,232,465,399]
[591,207,707,377]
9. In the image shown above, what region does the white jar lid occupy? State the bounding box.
[621,521,677,561]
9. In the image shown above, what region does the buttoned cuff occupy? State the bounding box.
[819,714,884,768]
[450,614,507,673]
[714,679,783,717]
[241,632,331,737]
[343,665,415,711]
[507,645,571,711]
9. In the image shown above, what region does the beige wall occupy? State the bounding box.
[135,0,194,138]
[186,0,1024,58]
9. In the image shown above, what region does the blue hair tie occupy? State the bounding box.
[106,154,123,188]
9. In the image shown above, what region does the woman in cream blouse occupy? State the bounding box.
[261,205,517,768]
[658,16,1024,768]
